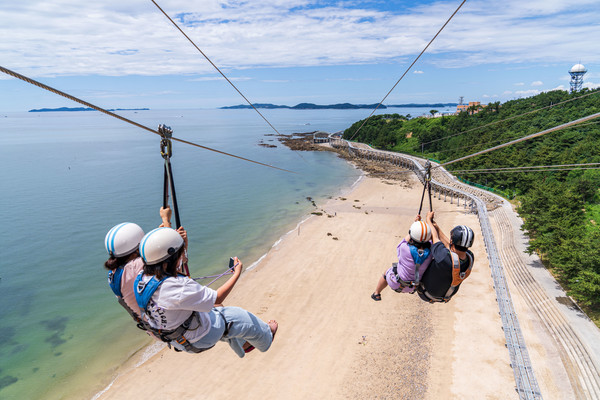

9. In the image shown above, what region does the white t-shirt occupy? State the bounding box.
[139,275,217,343]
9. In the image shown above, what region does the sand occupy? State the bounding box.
[97,175,518,400]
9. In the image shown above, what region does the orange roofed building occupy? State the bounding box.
[456,101,484,114]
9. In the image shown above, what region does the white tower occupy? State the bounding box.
[569,63,587,93]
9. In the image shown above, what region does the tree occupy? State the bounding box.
[429,109,438,117]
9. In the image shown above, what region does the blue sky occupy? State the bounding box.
[1,0,599,112]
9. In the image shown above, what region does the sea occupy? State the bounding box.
[0,106,454,399]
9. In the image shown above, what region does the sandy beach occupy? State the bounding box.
[96,174,518,400]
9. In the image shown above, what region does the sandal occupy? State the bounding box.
[371,293,381,301]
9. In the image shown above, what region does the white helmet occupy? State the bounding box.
[105,223,144,258]
[139,227,184,265]
[409,220,432,243]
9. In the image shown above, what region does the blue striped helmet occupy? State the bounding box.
[139,227,184,265]
[105,222,144,257]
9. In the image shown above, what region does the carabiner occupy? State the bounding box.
[158,124,173,159]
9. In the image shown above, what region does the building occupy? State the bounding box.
[457,101,483,115]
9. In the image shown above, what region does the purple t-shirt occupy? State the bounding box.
[385,239,432,293]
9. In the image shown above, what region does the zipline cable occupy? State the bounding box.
[433,119,600,155]
[150,0,283,138]
[418,90,600,149]
[439,111,600,167]
[453,167,600,174]
[0,65,295,174]
[348,0,467,141]
[449,162,600,173]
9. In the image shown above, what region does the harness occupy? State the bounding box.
[419,251,473,303]
[392,244,431,292]
[108,268,124,297]
[108,267,150,330]
[134,273,230,353]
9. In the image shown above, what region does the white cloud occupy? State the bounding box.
[531,80,543,86]
[583,81,600,89]
[515,89,541,97]
[514,82,525,86]
[550,85,567,91]
[413,70,424,74]
[503,90,513,95]
[0,0,599,78]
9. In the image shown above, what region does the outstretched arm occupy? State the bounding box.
[215,257,243,304]
[159,207,172,228]
[437,226,451,248]
[427,211,451,248]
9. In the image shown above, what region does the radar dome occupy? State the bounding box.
[570,64,586,73]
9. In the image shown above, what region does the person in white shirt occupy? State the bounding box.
[134,227,277,357]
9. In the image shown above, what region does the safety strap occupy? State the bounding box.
[108,267,151,329]
[417,161,433,216]
[159,124,189,276]
[133,272,207,352]
[392,263,417,292]
[443,251,473,301]
[417,251,473,303]
[409,245,430,286]
[107,267,124,298]
[134,273,168,311]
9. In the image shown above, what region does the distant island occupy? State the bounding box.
[221,102,457,110]
[28,107,150,112]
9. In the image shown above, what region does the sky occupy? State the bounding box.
[1,0,600,112]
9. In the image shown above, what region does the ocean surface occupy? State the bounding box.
[0,106,454,399]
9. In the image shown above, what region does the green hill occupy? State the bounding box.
[343,89,600,321]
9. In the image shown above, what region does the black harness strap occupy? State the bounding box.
[391,263,416,292]
[418,161,433,216]
[160,124,182,229]
[162,309,233,354]
[159,124,188,276]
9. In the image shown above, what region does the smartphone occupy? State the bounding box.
[229,257,235,269]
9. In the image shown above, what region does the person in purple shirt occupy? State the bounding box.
[371,216,433,301]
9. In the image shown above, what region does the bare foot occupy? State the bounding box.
[268,320,278,339]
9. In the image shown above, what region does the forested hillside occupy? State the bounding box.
[343,89,600,320]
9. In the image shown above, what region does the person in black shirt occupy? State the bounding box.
[418,211,475,303]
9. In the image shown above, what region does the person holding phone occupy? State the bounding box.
[134,227,278,357]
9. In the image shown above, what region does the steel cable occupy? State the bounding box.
[439,112,600,167]
[348,0,467,141]
[419,90,600,149]
[150,0,283,138]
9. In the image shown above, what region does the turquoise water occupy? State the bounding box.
[0,107,445,399]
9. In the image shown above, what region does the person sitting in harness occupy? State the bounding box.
[417,211,475,303]
[134,227,277,357]
[371,216,433,301]
[103,207,176,331]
